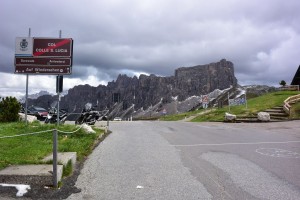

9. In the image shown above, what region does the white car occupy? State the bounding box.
[113,117,122,121]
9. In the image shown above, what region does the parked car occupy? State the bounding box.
[113,117,122,121]
[27,106,48,121]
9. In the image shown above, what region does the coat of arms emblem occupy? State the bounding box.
[20,39,28,51]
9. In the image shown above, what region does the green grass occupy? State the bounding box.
[0,121,103,170]
[291,102,300,119]
[160,110,200,121]
[192,90,300,122]
[191,109,227,122]
[62,160,73,177]
[160,91,300,122]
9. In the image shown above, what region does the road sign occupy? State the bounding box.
[15,57,71,66]
[15,37,73,75]
[33,38,73,57]
[202,95,209,104]
[202,95,209,109]
[15,66,71,74]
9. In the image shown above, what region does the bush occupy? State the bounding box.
[0,96,21,122]
[279,80,286,87]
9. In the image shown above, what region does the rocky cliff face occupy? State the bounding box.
[175,59,236,99]
[29,59,238,118]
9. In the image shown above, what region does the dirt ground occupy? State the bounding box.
[1,155,85,199]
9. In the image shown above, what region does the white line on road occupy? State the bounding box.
[201,152,300,199]
[172,140,300,147]
[255,148,300,158]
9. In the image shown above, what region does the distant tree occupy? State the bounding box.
[279,80,286,87]
[0,96,21,122]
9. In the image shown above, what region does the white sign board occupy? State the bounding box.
[202,95,209,109]
[229,97,246,106]
[162,108,167,115]
[202,95,209,104]
[15,37,33,56]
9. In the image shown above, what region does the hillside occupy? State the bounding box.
[160,91,300,122]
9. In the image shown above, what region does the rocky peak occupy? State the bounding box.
[28,59,238,118]
[174,59,237,99]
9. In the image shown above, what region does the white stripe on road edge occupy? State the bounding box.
[172,140,300,147]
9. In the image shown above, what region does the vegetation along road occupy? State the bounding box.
[68,120,300,200]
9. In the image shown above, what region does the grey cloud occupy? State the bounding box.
[1,0,300,95]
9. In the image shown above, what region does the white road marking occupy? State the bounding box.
[196,124,244,130]
[256,148,300,158]
[172,140,300,147]
[202,152,300,200]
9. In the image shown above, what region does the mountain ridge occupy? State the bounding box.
[27,59,238,119]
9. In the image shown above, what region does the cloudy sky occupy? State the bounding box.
[1,0,299,97]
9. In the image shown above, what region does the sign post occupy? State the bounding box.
[15,37,73,75]
[15,30,73,127]
[202,95,209,109]
[25,28,32,125]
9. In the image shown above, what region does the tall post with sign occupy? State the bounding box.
[25,28,31,125]
[15,31,73,126]
[57,30,62,125]
[15,37,73,74]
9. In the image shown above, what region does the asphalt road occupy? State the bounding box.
[68,121,300,200]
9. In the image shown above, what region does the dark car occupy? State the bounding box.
[27,106,48,121]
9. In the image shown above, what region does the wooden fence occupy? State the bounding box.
[280,85,299,91]
[283,94,300,115]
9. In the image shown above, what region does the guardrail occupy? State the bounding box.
[283,94,300,115]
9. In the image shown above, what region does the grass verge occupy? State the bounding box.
[160,110,200,121]
[0,121,103,170]
[192,91,300,122]
[62,160,73,177]
[290,102,300,119]
[159,91,300,122]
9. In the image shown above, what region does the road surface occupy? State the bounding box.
[68,121,300,200]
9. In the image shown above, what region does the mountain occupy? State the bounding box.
[27,59,238,119]
[19,90,51,103]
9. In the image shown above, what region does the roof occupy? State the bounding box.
[291,65,300,86]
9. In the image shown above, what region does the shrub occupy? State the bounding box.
[0,96,21,122]
[279,80,286,87]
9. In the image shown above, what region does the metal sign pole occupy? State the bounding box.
[25,74,29,125]
[57,30,62,126]
[52,129,58,188]
[228,92,231,112]
[25,28,31,125]
[245,89,248,110]
[57,79,60,126]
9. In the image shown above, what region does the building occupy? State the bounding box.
[291,65,300,87]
